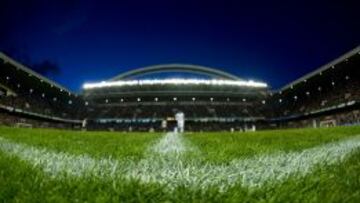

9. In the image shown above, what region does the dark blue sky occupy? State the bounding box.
[1,0,359,92]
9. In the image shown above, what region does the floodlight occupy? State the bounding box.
[83,78,268,89]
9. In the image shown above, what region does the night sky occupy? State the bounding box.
[0,0,359,92]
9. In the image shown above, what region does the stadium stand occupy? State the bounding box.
[270,46,360,128]
[0,45,359,131]
[82,64,269,131]
[0,52,85,128]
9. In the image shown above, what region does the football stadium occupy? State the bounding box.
[0,44,360,202]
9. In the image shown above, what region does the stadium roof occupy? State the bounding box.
[108,64,242,81]
[279,45,360,92]
[0,52,74,96]
[83,64,268,89]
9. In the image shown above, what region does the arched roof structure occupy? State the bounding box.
[108,64,242,81]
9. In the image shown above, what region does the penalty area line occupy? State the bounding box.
[150,132,196,155]
[0,135,360,191]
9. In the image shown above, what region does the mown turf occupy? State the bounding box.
[0,126,161,160]
[0,126,360,202]
[187,126,360,164]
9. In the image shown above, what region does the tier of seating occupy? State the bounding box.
[86,103,265,119]
[0,48,359,131]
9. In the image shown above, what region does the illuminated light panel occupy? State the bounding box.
[83,79,268,89]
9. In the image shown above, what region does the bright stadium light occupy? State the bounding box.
[82,78,268,89]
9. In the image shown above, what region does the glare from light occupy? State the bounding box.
[83,78,268,89]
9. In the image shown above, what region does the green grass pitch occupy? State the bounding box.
[1,126,360,202]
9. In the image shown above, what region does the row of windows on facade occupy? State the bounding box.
[277,75,353,103]
[3,72,353,106]
[91,97,267,104]
[5,75,75,97]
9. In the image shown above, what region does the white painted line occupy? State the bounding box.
[0,135,360,191]
[150,132,195,154]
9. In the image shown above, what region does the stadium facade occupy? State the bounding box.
[0,46,359,131]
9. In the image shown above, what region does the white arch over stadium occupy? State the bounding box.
[83,64,268,89]
[108,64,243,81]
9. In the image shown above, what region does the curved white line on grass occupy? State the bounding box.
[127,135,360,191]
[1,136,360,191]
[0,137,118,178]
